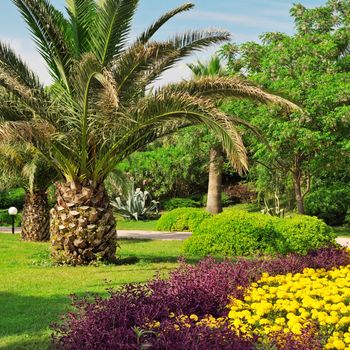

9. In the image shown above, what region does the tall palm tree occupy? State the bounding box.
[0,143,57,241]
[0,1,299,264]
[188,56,227,214]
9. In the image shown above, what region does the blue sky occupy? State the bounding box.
[0,0,325,85]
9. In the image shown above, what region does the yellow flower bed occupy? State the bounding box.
[227,266,350,349]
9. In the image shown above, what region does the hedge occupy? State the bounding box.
[156,208,212,232]
[184,210,336,257]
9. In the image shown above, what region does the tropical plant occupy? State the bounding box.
[0,142,57,241]
[0,1,298,264]
[111,183,159,221]
[188,56,227,214]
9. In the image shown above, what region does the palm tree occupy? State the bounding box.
[0,143,57,241]
[0,1,299,264]
[188,56,227,214]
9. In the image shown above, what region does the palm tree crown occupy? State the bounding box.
[0,0,299,185]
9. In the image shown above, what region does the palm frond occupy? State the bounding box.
[94,91,248,179]
[130,30,231,91]
[65,0,97,55]
[165,76,302,111]
[92,0,138,65]
[11,0,73,87]
[0,42,43,91]
[137,3,195,44]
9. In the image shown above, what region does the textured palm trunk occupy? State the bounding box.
[50,181,116,265]
[206,147,223,214]
[21,191,50,241]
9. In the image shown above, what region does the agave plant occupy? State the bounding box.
[0,1,300,264]
[111,183,159,221]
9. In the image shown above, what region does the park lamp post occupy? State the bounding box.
[8,207,18,234]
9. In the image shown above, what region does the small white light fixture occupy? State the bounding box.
[8,207,18,216]
[8,207,18,234]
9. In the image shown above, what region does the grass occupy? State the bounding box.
[116,218,159,230]
[0,234,188,350]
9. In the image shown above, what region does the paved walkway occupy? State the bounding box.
[1,226,350,246]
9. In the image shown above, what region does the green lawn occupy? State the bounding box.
[116,218,159,230]
[0,234,186,350]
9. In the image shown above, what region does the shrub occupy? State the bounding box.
[0,209,22,226]
[156,208,211,232]
[184,210,283,257]
[163,197,200,211]
[274,214,336,255]
[0,188,25,209]
[184,210,336,257]
[52,247,350,350]
[305,186,350,226]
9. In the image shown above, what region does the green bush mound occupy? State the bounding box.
[0,209,22,227]
[184,210,336,257]
[0,188,25,209]
[274,214,336,255]
[163,197,201,211]
[156,208,212,232]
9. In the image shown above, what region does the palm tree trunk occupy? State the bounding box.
[21,190,50,241]
[206,146,223,214]
[50,181,116,265]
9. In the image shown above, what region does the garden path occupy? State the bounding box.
[0,227,349,246]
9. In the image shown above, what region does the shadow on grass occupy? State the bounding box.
[0,292,70,338]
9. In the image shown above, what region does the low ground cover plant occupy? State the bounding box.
[52,247,350,350]
[184,210,336,256]
[156,208,212,232]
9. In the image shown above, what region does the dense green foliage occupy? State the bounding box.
[156,208,212,232]
[163,197,201,211]
[221,1,350,216]
[305,185,350,225]
[184,210,335,257]
[0,187,25,209]
[117,127,212,198]
[0,208,22,226]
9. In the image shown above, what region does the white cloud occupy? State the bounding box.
[181,10,294,32]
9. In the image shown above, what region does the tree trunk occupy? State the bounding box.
[21,190,50,241]
[293,171,305,215]
[50,181,116,265]
[206,147,223,214]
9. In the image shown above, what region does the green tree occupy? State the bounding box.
[222,0,350,214]
[0,142,57,241]
[188,56,227,214]
[0,1,297,264]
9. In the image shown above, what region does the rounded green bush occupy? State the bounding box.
[274,214,336,255]
[184,210,283,257]
[156,208,212,232]
[184,210,336,257]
